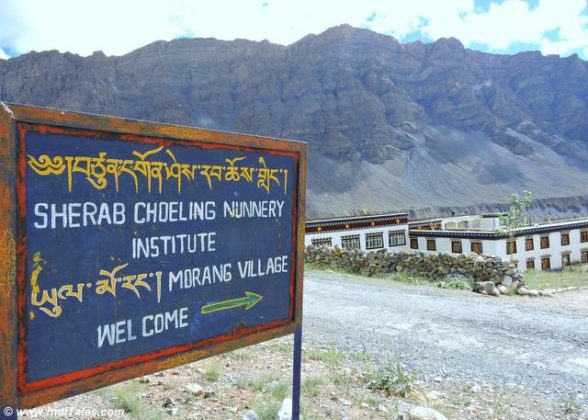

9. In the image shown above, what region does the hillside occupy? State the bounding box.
[1,25,587,218]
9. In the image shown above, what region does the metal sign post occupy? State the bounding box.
[292,324,303,420]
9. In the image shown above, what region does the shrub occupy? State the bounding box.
[368,362,415,398]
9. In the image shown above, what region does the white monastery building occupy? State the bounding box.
[305,212,588,272]
[304,213,409,252]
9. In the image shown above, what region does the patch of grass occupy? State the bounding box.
[359,394,381,407]
[269,378,290,400]
[387,271,430,285]
[302,376,325,397]
[230,348,251,361]
[523,267,588,290]
[202,364,221,382]
[304,262,350,274]
[236,373,289,399]
[305,348,345,366]
[113,382,164,420]
[436,275,473,290]
[563,395,582,416]
[236,374,271,392]
[251,400,282,420]
[268,340,293,354]
[368,362,415,398]
[447,388,475,408]
[304,262,326,271]
[331,372,353,387]
[113,382,142,413]
[352,350,373,365]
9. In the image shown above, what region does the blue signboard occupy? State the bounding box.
[21,126,299,387]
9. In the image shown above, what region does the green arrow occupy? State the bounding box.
[201,291,263,315]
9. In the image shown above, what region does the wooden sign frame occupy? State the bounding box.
[0,102,306,410]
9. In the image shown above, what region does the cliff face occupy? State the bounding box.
[1,25,588,218]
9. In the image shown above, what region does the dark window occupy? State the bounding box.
[581,230,588,243]
[582,250,588,263]
[506,240,517,255]
[561,232,570,246]
[562,254,571,267]
[341,235,361,250]
[540,235,550,249]
[311,237,332,247]
[388,231,406,247]
[365,232,384,250]
[526,259,535,270]
[410,237,418,249]
[427,239,436,251]
[471,242,483,254]
[525,237,534,251]
[541,256,551,270]
[451,241,462,253]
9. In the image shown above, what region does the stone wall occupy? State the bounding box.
[305,246,525,296]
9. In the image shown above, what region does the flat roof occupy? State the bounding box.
[307,212,408,224]
[410,216,588,239]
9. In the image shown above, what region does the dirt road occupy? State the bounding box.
[303,271,588,411]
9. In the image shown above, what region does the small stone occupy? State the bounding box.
[154,372,165,377]
[277,398,292,420]
[408,405,448,420]
[377,404,389,413]
[433,376,443,383]
[470,385,482,393]
[517,287,530,296]
[185,383,204,396]
[137,376,151,384]
[242,409,258,420]
[502,276,513,288]
[163,397,176,408]
[360,402,370,409]
[426,391,442,400]
[166,407,179,416]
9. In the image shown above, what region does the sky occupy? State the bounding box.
[0,0,587,60]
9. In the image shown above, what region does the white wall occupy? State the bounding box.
[442,215,481,230]
[451,228,588,272]
[481,217,502,230]
[412,237,498,257]
[305,225,410,252]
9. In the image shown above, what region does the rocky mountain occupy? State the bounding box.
[1,25,588,218]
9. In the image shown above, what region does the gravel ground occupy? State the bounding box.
[303,270,588,416]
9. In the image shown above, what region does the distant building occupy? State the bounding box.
[305,212,588,272]
[304,213,409,252]
[409,213,588,272]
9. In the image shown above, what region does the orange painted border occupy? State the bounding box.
[0,102,306,409]
[0,103,18,412]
